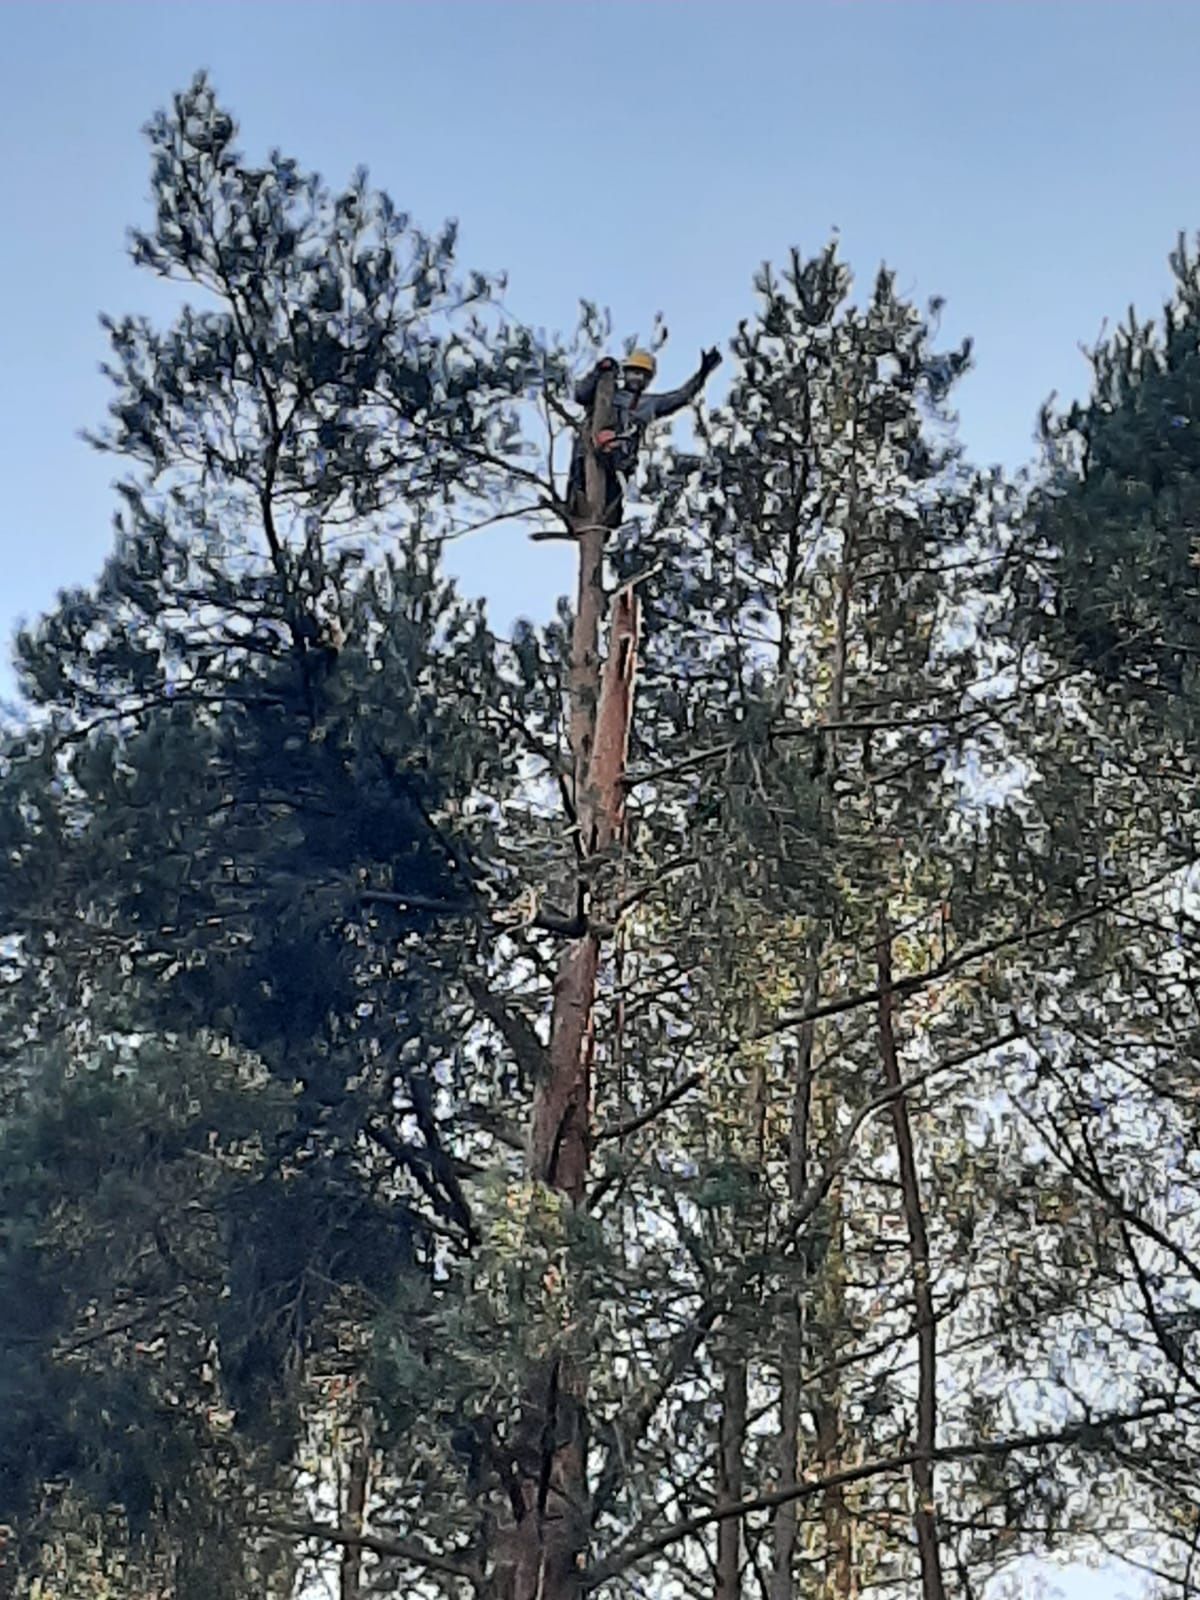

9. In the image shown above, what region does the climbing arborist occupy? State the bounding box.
[568,346,722,528]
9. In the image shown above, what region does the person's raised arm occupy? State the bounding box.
[643,347,723,419]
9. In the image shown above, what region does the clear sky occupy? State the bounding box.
[5,0,1200,695]
[0,3,1188,1588]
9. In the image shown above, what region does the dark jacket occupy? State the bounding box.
[573,361,708,475]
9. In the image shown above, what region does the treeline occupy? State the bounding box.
[3,75,1200,1600]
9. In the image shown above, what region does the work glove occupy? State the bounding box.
[597,356,618,373]
[700,346,723,376]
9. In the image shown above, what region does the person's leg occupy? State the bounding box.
[603,463,624,529]
[566,439,592,521]
[567,441,584,500]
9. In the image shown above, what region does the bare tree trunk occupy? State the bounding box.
[339,1412,370,1600]
[526,368,622,1202]
[716,1360,747,1600]
[500,372,640,1600]
[814,1190,856,1600]
[715,1054,767,1600]
[269,1542,299,1600]
[772,1320,801,1600]
[771,989,816,1600]
[813,506,857,1600]
[876,911,945,1600]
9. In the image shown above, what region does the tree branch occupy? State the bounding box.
[594,1073,703,1144]
[255,1518,481,1589]
[584,1399,1191,1586]
[464,973,550,1088]
[589,1028,1023,1519]
[359,888,590,939]
[754,886,1157,1046]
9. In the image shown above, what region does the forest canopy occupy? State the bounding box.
[4,74,1200,1600]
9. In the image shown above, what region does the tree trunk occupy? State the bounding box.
[499,370,639,1600]
[772,1320,801,1600]
[814,1186,856,1600]
[339,1412,370,1600]
[876,911,945,1600]
[813,511,857,1600]
[716,1359,747,1600]
[771,988,816,1600]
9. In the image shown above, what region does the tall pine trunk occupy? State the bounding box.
[813,513,856,1600]
[338,1411,370,1600]
[499,371,640,1600]
[814,1174,856,1600]
[716,1360,747,1600]
[770,992,816,1600]
[717,1055,768,1600]
[876,912,945,1600]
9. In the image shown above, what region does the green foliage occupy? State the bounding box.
[8,72,1200,1600]
[0,1039,293,1588]
[1034,234,1200,722]
[0,73,543,1596]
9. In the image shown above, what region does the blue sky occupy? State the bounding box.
[0,4,1190,1587]
[4,0,1200,698]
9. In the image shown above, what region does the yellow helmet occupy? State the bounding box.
[623,348,657,378]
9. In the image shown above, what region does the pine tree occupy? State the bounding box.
[591,244,987,1597]
[999,229,1200,1588]
[8,77,1200,1600]
[1030,234,1200,727]
[0,74,547,1598]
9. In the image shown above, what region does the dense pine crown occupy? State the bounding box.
[1030,235,1200,724]
[5,73,1200,1600]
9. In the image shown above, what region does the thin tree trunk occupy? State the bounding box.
[717,1048,768,1600]
[772,1323,801,1600]
[500,372,639,1600]
[876,910,945,1600]
[771,986,816,1600]
[716,1360,748,1600]
[814,1192,856,1600]
[813,503,856,1600]
[272,1544,300,1600]
[339,1412,370,1600]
